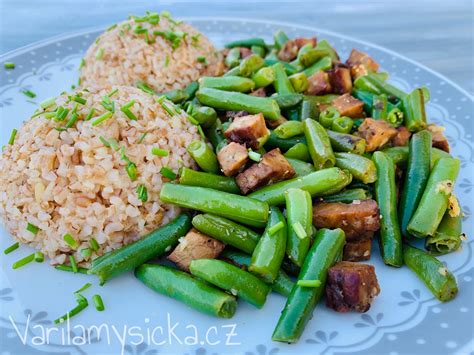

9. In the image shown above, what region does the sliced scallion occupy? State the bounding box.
[80,248,92,258]
[63,234,79,249]
[297,280,321,288]
[89,238,100,251]
[99,136,110,147]
[12,253,35,269]
[21,89,36,98]
[136,184,148,202]
[72,95,87,105]
[248,150,262,162]
[8,129,18,145]
[95,48,104,60]
[268,221,284,236]
[34,252,44,262]
[54,294,89,324]
[4,62,15,69]
[293,222,307,240]
[39,97,56,109]
[151,147,168,157]
[85,108,96,121]
[136,81,155,95]
[91,111,113,126]
[74,282,92,294]
[160,166,177,179]
[93,294,105,311]
[70,255,78,273]
[26,223,39,235]
[126,162,138,181]
[55,265,89,274]
[4,242,19,255]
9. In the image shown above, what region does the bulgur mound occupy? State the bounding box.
[0,86,200,266]
[79,13,225,93]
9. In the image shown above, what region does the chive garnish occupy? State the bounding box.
[108,88,119,97]
[268,221,284,236]
[197,125,205,139]
[75,282,92,294]
[109,138,119,151]
[85,108,96,121]
[161,101,175,116]
[8,129,18,145]
[136,184,148,202]
[107,24,118,31]
[197,56,207,64]
[99,136,110,147]
[164,55,170,67]
[134,25,148,34]
[120,100,137,120]
[63,234,79,249]
[70,255,78,273]
[22,89,36,98]
[39,97,56,109]
[186,114,199,125]
[12,253,35,269]
[293,222,307,240]
[297,280,322,288]
[93,294,105,311]
[138,132,148,143]
[101,96,115,112]
[55,265,89,274]
[43,112,56,119]
[34,252,44,262]
[89,238,100,251]
[79,58,86,69]
[91,111,113,126]
[64,112,78,129]
[151,147,168,157]
[95,48,104,60]
[136,81,155,95]
[72,95,87,105]
[26,223,39,235]
[4,62,15,69]
[126,162,138,181]
[4,242,19,255]
[248,150,262,162]
[54,294,89,325]
[55,106,70,121]
[81,248,92,258]
[160,167,177,179]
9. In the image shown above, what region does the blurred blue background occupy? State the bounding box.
[0,0,472,93]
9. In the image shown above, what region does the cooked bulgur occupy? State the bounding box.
[0,86,200,266]
[79,12,225,93]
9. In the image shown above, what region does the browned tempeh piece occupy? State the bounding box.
[332,93,365,118]
[294,37,317,49]
[224,113,270,149]
[328,65,352,94]
[357,118,398,152]
[278,40,299,61]
[306,71,332,95]
[238,47,253,58]
[249,87,267,97]
[217,142,249,177]
[343,236,373,262]
[236,148,295,194]
[312,199,380,240]
[346,49,380,79]
[325,261,380,313]
[427,124,450,153]
[390,126,412,147]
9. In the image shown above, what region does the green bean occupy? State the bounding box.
[179,167,239,194]
[315,40,339,62]
[161,184,269,228]
[272,228,345,343]
[225,48,241,68]
[250,207,287,283]
[327,130,366,154]
[335,152,377,184]
[322,188,372,203]
[163,89,188,103]
[306,94,340,104]
[251,45,266,57]
[273,30,289,49]
[304,119,335,169]
[265,132,307,152]
[199,76,255,92]
[354,76,382,96]
[196,88,281,120]
[331,116,354,134]
[285,188,313,267]
[383,146,451,168]
[264,59,298,75]
[372,94,388,120]
[352,89,398,113]
[289,73,309,93]
[190,259,271,308]
[286,158,316,177]
[403,89,428,132]
[240,54,265,77]
[298,48,329,68]
[403,245,458,302]
[264,49,279,61]
[319,107,340,128]
[273,63,295,94]
[299,97,320,120]
[183,81,199,100]
[281,258,301,277]
[205,118,226,151]
[386,107,404,127]
[274,121,304,139]
[89,214,191,284]
[285,108,300,121]
[220,249,295,297]
[399,131,432,237]
[284,143,311,162]
[187,140,219,174]
[225,37,266,48]
[373,152,403,267]
[190,105,217,128]
[408,157,460,237]
[249,168,352,205]
[272,93,303,109]
[252,67,275,88]
[192,214,260,254]
[223,66,241,76]
[425,198,462,255]
[302,57,332,77]
[135,264,237,318]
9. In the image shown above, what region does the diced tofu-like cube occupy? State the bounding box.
[238,47,253,58]
[346,49,380,79]
[249,87,267,97]
[427,124,450,152]
[278,40,299,61]
[313,199,380,240]
[325,261,380,313]
[168,228,225,272]
[217,142,249,176]
[224,113,270,149]
[328,66,353,94]
[236,148,295,194]
[390,126,412,147]
[224,110,249,121]
[306,71,332,95]
[294,37,317,49]
[357,118,398,152]
[332,93,365,118]
[343,236,373,261]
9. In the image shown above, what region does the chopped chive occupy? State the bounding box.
[268,221,284,235]
[40,97,56,109]
[55,265,89,274]
[26,223,39,235]
[21,89,36,98]
[99,136,110,147]
[8,129,18,145]
[64,112,79,128]
[120,107,137,121]
[93,294,105,311]
[109,138,119,151]
[134,25,148,34]
[138,132,148,143]
[297,280,321,288]
[95,48,104,60]
[136,81,155,95]
[4,242,19,255]
[12,253,35,269]
[34,252,44,262]
[186,114,199,125]
[160,101,175,116]
[43,112,56,119]
[101,96,115,112]
[248,150,262,162]
[197,56,207,64]
[121,100,135,109]
[4,62,15,69]
[63,234,79,249]
[293,222,308,240]
[126,162,138,181]
[91,111,113,126]
[70,255,78,273]
[72,95,87,105]
[80,248,92,258]
[164,55,170,67]
[197,125,205,139]
[107,24,118,31]
[89,238,100,251]
[151,147,169,157]
[136,184,148,202]
[85,108,96,121]
[55,106,70,121]
[54,294,89,324]
[160,166,177,179]
[108,88,119,97]
[75,282,92,294]
[79,58,86,69]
